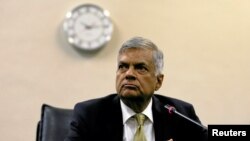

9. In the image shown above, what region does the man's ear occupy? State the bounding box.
[155,74,164,91]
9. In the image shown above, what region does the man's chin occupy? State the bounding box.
[119,92,143,101]
[120,90,137,96]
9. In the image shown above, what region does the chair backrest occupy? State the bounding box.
[36,104,73,141]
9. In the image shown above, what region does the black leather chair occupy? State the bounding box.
[36,104,73,141]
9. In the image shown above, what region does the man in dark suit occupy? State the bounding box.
[64,37,208,141]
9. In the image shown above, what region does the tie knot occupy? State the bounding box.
[135,113,146,126]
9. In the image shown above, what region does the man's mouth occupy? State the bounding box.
[122,84,138,89]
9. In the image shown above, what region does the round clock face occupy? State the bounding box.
[63,4,113,51]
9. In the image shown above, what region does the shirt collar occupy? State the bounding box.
[120,98,154,124]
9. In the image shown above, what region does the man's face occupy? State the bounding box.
[116,48,163,101]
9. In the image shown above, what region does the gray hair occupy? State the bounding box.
[118,37,164,75]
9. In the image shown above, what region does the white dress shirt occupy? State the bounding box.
[120,99,155,141]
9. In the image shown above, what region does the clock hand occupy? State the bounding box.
[80,22,90,28]
[81,22,100,30]
[89,22,102,29]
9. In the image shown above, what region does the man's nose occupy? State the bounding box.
[125,67,136,80]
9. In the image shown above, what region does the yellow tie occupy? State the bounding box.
[134,113,147,141]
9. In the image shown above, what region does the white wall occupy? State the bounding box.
[0,0,250,140]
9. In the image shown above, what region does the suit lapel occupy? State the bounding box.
[104,95,123,141]
[152,96,175,141]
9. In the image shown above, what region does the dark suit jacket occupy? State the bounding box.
[64,94,208,141]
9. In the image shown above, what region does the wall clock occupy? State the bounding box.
[63,4,113,51]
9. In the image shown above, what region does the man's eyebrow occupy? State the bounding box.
[118,61,148,66]
[135,62,148,66]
